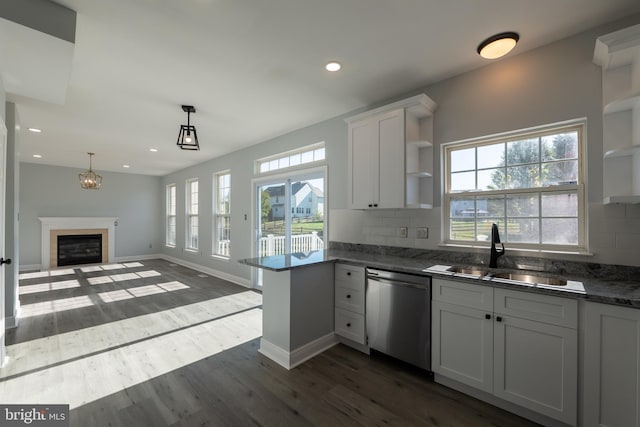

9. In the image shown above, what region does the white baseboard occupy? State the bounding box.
[19,264,41,272]
[115,253,164,263]
[5,307,19,329]
[159,254,251,288]
[259,333,339,370]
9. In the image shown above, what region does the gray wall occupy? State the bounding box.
[332,14,640,267]
[5,102,19,327]
[160,116,347,284]
[19,163,162,266]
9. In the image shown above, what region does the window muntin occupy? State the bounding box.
[166,184,176,246]
[186,179,198,250]
[444,124,584,250]
[213,172,231,257]
[257,143,325,174]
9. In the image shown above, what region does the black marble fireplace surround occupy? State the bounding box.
[57,234,103,266]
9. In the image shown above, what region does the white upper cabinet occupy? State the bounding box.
[346,94,437,209]
[594,24,640,204]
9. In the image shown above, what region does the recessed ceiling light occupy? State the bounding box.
[32,154,42,158]
[123,164,130,168]
[28,128,42,133]
[477,32,519,59]
[325,61,342,72]
[149,148,158,152]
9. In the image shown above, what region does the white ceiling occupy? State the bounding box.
[9,0,640,176]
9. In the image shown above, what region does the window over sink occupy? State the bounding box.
[443,120,586,252]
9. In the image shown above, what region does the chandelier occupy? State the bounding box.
[79,152,102,190]
[177,105,200,150]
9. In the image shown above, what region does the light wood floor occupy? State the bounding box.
[3,259,540,426]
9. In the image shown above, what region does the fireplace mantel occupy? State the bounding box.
[39,217,118,270]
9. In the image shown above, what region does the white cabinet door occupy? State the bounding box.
[376,108,404,209]
[432,300,494,393]
[348,118,376,209]
[494,315,577,426]
[347,109,404,209]
[584,302,640,427]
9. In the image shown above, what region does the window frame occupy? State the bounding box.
[442,120,587,253]
[256,142,325,175]
[213,171,231,259]
[166,183,176,247]
[185,178,199,251]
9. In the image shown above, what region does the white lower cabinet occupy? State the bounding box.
[583,301,640,427]
[334,263,366,345]
[432,278,578,426]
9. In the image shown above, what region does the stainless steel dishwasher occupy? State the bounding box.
[366,268,431,370]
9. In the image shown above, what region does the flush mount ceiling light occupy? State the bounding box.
[325,61,342,72]
[477,32,519,59]
[79,152,102,190]
[28,128,42,133]
[177,105,199,151]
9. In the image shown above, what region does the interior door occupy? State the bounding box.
[0,121,7,366]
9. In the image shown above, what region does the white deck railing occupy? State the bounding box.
[260,231,324,256]
[216,231,324,257]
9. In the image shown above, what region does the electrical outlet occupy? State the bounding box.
[416,227,429,239]
[399,226,408,238]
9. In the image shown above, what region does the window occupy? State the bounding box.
[166,184,176,246]
[257,142,325,174]
[444,122,585,251]
[186,179,198,250]
[213,172,231,257]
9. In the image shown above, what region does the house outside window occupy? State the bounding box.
[443,121,586,251]
[166,184,176,246]
[186,178,198,250]
[213,171,231,257]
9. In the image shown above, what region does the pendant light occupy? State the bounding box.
[177,105,200,150]
[477,32,519,59]
[79,152,102,190]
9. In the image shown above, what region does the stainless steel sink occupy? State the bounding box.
[446,266,568,286]
[447,266,491,276]
[490,273,568,286]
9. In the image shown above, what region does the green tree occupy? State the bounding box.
[261,190,271,221]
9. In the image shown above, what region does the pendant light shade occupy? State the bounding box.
[177,105,200,150]
[477,32,519,59]
[79,152,102,190]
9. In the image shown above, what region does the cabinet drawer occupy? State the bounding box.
[335,308,365,344]
[335,263,365,287]
[494,288,577,329]
[432,278,493,311]
[335,285,365,314]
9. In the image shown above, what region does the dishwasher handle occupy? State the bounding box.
[367,276,427,289]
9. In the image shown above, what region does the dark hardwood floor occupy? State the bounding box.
[3,259,540,426]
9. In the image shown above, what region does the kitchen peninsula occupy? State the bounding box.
[240,251,338,369]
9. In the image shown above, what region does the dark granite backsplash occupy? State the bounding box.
[329,241,640,282]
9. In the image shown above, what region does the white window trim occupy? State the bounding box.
[166,183,176,247]
[186,178,199,250]
[441,119,588,253]
[213,170,231,259]
[255,142,326,176]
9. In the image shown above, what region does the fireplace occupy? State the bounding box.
[39,217,118,270]
[57,234,103,266]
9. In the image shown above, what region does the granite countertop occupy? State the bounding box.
[239,248,640,308]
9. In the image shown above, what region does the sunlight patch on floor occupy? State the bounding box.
[1,291,263,380]
[20,296,94,318]
[19,280,81,295]
[0,307,263,409]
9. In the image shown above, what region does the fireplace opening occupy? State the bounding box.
[57,234,103,266]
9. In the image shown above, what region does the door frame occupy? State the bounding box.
[250,165,328,288]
